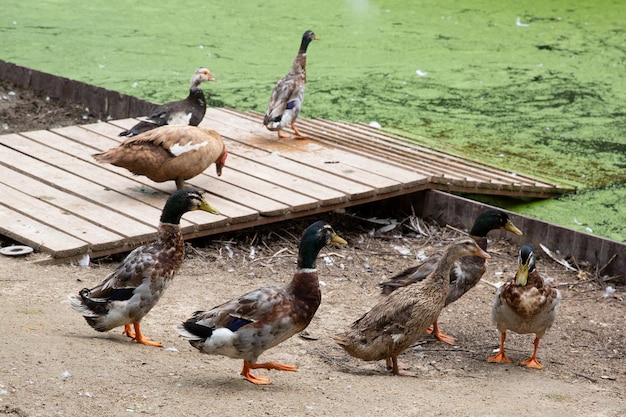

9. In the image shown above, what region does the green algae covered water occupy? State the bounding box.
[2,0,625,241]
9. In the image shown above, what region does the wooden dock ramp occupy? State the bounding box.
[0,108,568,262]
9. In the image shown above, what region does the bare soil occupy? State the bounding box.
[0,83,624,417]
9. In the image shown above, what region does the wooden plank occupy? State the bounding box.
[236,109,566,191]
[0,135,176,229]
[215,138,374,199]
[208,160,320,212]
[0,204,88,258]
[186,175,290,217]
[51,125,120,151]
[0,182,123,251]
[108,117,146,131]
[244,112,508,186]
[80,121,127,138]
[300,118,499,184]
[225,153,346,206]
[200,113,378,199]
[203,109,424,193]
[190,195,259,225]
[0,164,155,238]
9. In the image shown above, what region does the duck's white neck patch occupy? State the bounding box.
[297,268,317,274]
[169,140,208,156]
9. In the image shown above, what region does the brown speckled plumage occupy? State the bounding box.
[378,210,522,345]
[68,189,219,347]
[263,30,319,139]
[177,221,346,384]
[487,244,560,369]
[335,237,490,375]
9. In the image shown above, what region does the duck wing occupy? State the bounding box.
[264,76,302,125]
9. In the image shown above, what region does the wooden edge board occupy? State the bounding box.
[0,182,125,250]
[0,204,89,258]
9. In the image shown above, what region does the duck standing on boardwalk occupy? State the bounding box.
[68,189,219,347]
[379,209,522,344]
[487,244,561,369]
[334,237,490,376]
[119,67,216,137]
[263,30,319,139]
[93,125,227,190]
[177,221,346,385]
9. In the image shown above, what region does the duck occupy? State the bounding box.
[487,244,561,369]
[94,125,228,190]
[119,68,216,137]
[68,189,220,347]
[263,30,319,139]
[334,237,490,376]
[176,220,347,385]
[379,209,522,345]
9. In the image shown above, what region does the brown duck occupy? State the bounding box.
[335,237,490,376]
[119,68,216,137]
[379,209,522,344]
[94,125,227,190]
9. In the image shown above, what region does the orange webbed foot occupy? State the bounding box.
[519,357,543,369]
[240,360,297,385]
[519,337,543,369]
[277,130,291,139]
[123,324,136,339]
[291,123,306,139]
[126,322,163,347]
[430,320,456,345]
[487,350,513,364]
[487,332,511,364]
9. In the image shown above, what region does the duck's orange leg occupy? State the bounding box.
[291,123,306,138]
[277,130,291,139]
[123,322,162,347]
[487,332,512,364]
[123,324,136,339]
[240,360,297,385]
[519,337,543,369]
[428,319,456,345]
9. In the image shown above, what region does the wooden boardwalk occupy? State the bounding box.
[0,108,569,262]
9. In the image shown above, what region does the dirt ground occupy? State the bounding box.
[0,83,624,417]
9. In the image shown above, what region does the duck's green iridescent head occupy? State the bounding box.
[297,220,346,269]
[299,30,319,53]
[160,189,219,225]
[470,209,523,237]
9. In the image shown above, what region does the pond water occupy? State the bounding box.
[2,0,625,241]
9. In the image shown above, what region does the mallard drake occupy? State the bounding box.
[68,189,219,347]
[176,221,346,385]
[263,30,319,139]
[335,237,490,376]
[379,209,522,344]
[487,244,561,369]
[119,68,216,137]
[94,125,228,190]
